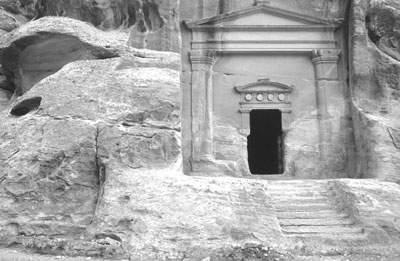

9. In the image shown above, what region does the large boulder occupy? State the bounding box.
[0,45,181,257]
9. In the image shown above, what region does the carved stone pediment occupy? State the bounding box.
[185,5,341,29]
[235,79,294,94]
[185,5,342,52]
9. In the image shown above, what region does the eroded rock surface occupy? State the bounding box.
[128,0,180,53]
[0,33,182,257]
[366,3,400,61]
[329,179,400,241]
[350,0,400,183]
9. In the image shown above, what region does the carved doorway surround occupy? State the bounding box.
[235,78,294,135]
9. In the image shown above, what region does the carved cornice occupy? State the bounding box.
[185,4,342,29]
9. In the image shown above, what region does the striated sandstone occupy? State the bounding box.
[350,0,400,183]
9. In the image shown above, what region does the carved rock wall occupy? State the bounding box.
[180,0,355,177]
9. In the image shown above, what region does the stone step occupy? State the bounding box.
[268,186,326,192]
[277,211,348,219]
[282,225,364,235]
[274,203,333,212]
[283,232,368,240]
[267,180,327,186]
[268,190,328,196]
[280,218,354,226]
[272,196,329,204]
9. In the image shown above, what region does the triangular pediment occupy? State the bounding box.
[186,5,340,29]
[235,79,294,93]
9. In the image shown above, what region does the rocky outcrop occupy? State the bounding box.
[0,1,181,53]
[0,16,182,257]
[0,17,124,110]
[0,0,181,53]
[328,179,400,241]
[350,0,400,183]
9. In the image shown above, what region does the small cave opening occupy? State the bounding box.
[247,109,284,175]
[10,96,42,117]
[365,14,381,44]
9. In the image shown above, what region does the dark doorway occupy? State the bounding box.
[247,109,284,174]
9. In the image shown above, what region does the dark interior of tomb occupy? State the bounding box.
[248,109,283,175]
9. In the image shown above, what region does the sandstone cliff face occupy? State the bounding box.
[180,0,354,178]
[350,0,400,183]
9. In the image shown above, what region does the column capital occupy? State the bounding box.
[190,49,216,71]
[189,50,216,64]
[312,49,340,80]
[312,49,341,64]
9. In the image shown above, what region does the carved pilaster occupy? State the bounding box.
[312,49,340,157]
[312,49,340,119]
[189,50,217,168]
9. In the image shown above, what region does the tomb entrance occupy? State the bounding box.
[248,109,283,175]
[184,3,351,178]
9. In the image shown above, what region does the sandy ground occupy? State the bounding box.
[1,248,400,261]
[0,248,126,261]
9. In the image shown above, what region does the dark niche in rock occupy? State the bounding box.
[10,96,42,116]
[366,6,400,61]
